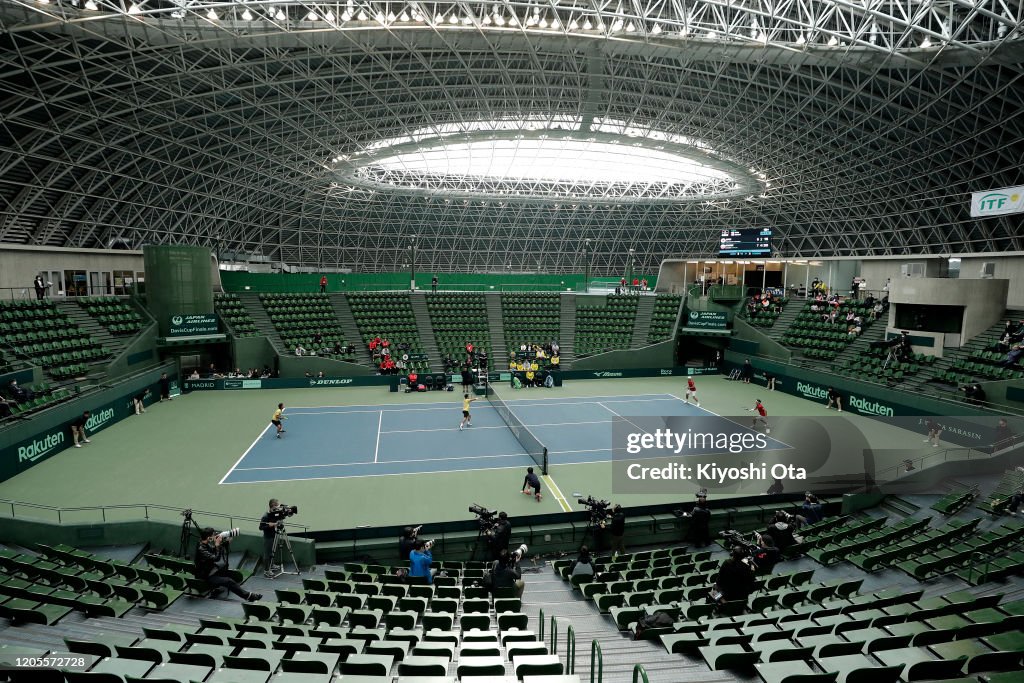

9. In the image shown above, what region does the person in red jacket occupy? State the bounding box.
[747,399,769,434]
[632,277,639,292]
[319,275,327,293]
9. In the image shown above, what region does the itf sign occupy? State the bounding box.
[970,185,1024,218]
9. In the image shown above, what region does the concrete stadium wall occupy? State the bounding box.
[0,244,144,295]
[570,340,675,370]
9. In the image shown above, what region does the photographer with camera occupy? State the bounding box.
[488,511,512,561]
[752,534,781,575]
[709,546,756,606]
[764,510,801,553]
[801,493,823,524]
[194,527,262,602]
[492,545,526,598]
[399,526,421,561]
[409,538,436,583]
[682,491,711,547]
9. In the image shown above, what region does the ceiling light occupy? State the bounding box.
[434,13,443,23]
[275,8,286,21]
[341,10,352,20]
[494,14,504,25]
[612,18,623,32]
[551,18,560,29]
[127,3,141,15]
[920,37,932,48]
[387,11,396,21]
[307,11,318,21]
[583,19,592,30]
[482,14,491,24]
[795,33,805,44]
[651,23,662,35]
[324,10,334,21]
[538,17,548,28]
[706,30,717,38]
[449,14,459,24]
[399,11,409,21]
[241,8,253,20]
[38,0,49,4]
[357,10,367,20]
[462,15,473,25]
[508,14,518,26]
[375,11,385,22]
[84,0,98,9]
[568,18,579,30]
[827,35,838,46]
[206,8,218,20]
[626,22,636,32]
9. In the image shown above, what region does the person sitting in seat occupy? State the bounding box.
[569,546,595,578]
[711,546,756,604]
[752,534,781,575]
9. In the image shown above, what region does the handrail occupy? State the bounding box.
[873,444,1018,483]
[590,640,603,683]
[0,499,309,535]
[632,664,649,683]
[565,624,575,675]
[538,608,545,642]
[549,614,557,654]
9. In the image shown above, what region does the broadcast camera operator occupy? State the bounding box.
[487,511,512,560]
[259,498,299,577]
[608,505,626,556]
[492,545,526,598]
[680,490,711,547]
[399,526,421,561]
[194,527,262,602]
[709,546,756,606]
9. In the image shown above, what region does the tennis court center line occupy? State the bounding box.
[218,422,272,485]
[544,474,572,512]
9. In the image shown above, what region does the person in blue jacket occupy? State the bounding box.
[409,539,435,583]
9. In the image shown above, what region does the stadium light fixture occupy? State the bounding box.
[127,3,141,15]
[206,7,217,20]
[84,0,98,9]
[241,8,253,20]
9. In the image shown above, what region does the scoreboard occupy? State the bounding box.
[720,228,772,257]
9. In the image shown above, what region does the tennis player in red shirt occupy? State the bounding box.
[684,378,700,407]
[748,399,769,434]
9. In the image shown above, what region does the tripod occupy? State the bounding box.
[882,348,898,370]
[267,525,301,578]
[178,510,201,558]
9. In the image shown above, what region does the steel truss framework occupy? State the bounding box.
[0,0,1022,274]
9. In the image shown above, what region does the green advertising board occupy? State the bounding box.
[685,311,728,329]
[168,313,219,337]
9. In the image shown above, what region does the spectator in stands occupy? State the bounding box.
[1007,486,1023,516]
[295,344,306,357]
[70,410,91,448]
[752,534,781,575]
[642,278,648,291]
[998,343,1024,368]
[826,387,842,412]
[766,478,784,495]
[431,275,438,293]
[195,528,261,602]
[632,277,640,292]
[864,293,875,309]
[33,274,47,300]
[741,359,754,384]
[993,418,1014,453]
[550,354,560,369]
[897,330,913,361]
[712,547,756,604]
[620,277,626,291]
[408,539,435,583]
[961,382,986,405]
[871,300,884,320]
[492,547,526,598]
[569,546,595,578]
[188,369,200,379]
[508,355,517,371]
[997,321,1024,352]
[319,275,327,293]
[333,340,343,356]
[6,380,31,403]
[312,331,323,345]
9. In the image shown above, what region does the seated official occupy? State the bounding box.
[194,528,261,602]
[712,547,756,603]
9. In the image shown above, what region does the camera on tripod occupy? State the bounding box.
[578,495,611,523]
[216,528,241,541]
[268,503,299,523]
[468,504,497,530]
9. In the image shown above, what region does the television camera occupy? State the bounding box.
[578,495,611,525]
[268,503,299,524]
[468,504,498,530]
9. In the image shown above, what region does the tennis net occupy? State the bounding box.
[486,383,548,475]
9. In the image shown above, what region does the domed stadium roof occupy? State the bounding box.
[0,1,1021,273]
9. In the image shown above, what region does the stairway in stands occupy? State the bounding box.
[761,300,805,344]
[558,294,576,367]
[330,294,372,365]
[58,302,131,383]
[409,291,441,370]
[826,314,888,370]
[237,293,284,352]
[629,296,656,348]
[485,293,508,365]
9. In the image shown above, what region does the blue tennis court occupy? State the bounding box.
[220,392,786,484]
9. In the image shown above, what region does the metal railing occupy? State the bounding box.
[874,438,1023,483]
[547,616,576,675]
[0,286,137,301]
[590,640,603,683]
[0,499,309,535]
